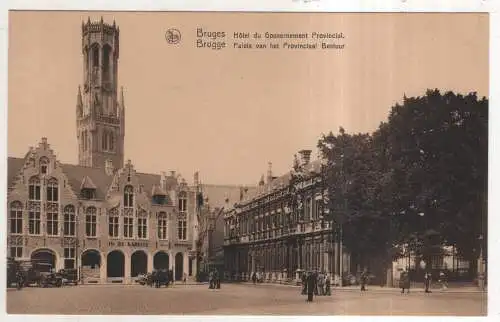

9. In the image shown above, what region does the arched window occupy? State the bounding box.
[46,178,58,202]
[28,176,41,201]
[9,201,23,234]
[102,130,108,151]
[157,212,168,240]
[63,205,76,236]
[124,185,134,208]
[109,132,115,151]
[178,191,187,213]
[108,208,119,238]
[85,207,97,237]
[103,44,111,81]
[92,44,99,67]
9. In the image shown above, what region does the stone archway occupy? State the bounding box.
[31,249,57,272]
[81,249,102,281]
[107,250,125,278]
[153,251,169,270]
[131,250,148,277]
[175,252,183,281]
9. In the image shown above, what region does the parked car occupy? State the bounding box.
[58,269,78,285]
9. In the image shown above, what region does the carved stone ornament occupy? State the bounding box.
[7,235,24,246]
[61,237,78,247]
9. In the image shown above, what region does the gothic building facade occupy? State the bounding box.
[6,18,238,284]
[223,150,350,284]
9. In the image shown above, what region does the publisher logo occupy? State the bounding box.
[165,28,181,45]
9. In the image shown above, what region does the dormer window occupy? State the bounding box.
[152,185,168,205]
[80,176,97,200]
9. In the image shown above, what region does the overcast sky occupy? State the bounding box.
[8,11,488,185]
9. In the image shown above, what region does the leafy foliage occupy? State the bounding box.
[318,89,488,266]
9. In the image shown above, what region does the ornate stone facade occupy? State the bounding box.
[7,138,199,284]
[223,152,351,284]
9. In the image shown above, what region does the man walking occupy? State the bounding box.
[306,272,315,302]
[360,269,368,292]
[301,271,307,295]
[424,271,432,293]
[325,273,332,296]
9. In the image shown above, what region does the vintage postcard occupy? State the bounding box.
[3,5,490,319]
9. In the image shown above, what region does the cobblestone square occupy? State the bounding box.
[6,283,487,316]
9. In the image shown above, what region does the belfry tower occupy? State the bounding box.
[76,17,125,169]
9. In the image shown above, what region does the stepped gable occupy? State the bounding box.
[8,157,180,202]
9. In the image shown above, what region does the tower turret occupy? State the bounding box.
[77,17,124,169]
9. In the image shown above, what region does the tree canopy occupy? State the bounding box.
[318,89,488,266]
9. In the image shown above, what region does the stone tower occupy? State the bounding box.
[76,17,125,169]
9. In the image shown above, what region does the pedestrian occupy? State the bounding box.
[208,271,214,289]
[360,269,368,292]
[306,272,315,302]
[424,271,432,293]
[399,268,410,294]
[252,272,257,285]
[215,270,221,289]
[313,271,319,296]
[439,270,448,290]
[301,271,307,295]
[183,273,187,284]
[325,273,332,296]
[317,272,325,296]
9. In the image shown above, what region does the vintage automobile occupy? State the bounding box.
[136,273,150,286]
[58,269,78,286]
[39,271,63,288]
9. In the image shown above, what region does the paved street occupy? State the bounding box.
[6,283,486,316]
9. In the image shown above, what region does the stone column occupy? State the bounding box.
[147,252,154,273]
[169,251,174,270]
[100,251,107,283]
[124,252,131,284]
[183,251,189,278]
[191,255,197,280]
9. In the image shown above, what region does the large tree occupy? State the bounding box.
[380,89,488,265]
[318,128,390,269]
[318,89,488,274]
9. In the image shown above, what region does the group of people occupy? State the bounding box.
[399,269,449,293]
[208,270,221,289]
[301,271,332,302]
[149,269,174,288]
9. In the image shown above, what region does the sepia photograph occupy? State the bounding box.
[4,8,489,317]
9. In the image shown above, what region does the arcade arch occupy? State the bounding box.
[131,250,147,277]
[153,251,169,270]
[107,250,125,278]
[31,248,57,272]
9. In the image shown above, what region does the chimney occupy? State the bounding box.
[298,149,312,165]
[267,162,273,184]
[105,159,114,176]
[160,171,166,190]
